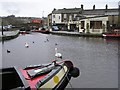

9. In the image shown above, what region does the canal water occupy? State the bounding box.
[1,33,119,88]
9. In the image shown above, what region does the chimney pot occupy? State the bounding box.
[106,4,108,9]
[81,4,83,10]
[93,5,95,10]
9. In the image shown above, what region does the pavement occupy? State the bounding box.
[0,30,19,37]
[50,31,102,37]
[0,30,19,41]
[50,31,80,34]
[0,30,102,40]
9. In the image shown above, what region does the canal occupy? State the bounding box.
[1,33,119,88]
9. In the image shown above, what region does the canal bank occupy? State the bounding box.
[0,30,19,41]
[50,31,103,37]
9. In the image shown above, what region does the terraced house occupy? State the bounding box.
[48,4,119,34]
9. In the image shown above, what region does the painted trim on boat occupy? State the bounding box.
[40,65,67,89]
[36,65,68,89]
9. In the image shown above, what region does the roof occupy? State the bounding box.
[83,8,118,15]
[52,8,82,14]
[52,8,119,15]
[83,9,105,15]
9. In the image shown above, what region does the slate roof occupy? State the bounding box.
[83,8,118,15]
[52,8,119,15]
[52,8,82,14]
[83,9,105,15]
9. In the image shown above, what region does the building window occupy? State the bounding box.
[69,15,72,21]
[74,14,77,18]
[53,15,55,18]
[77,17,80,21]
[59,16,60,19]
[81,21,84,29]
[90,21,102,29]
[107,21,110,31]
[64,14,67,18]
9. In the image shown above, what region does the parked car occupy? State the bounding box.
[52,26,59,31]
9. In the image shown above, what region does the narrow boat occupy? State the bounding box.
[19,31,30,34]
[31,28,50,34]
[102,29,120,38]
[1,60,79,90]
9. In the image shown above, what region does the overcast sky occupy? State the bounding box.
[0,0,119,17]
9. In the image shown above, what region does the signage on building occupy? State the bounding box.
[31,19,42,23]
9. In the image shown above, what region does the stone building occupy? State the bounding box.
[48,4,119,34]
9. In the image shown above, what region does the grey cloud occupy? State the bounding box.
[1,2,20,15]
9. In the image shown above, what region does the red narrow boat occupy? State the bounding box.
[102,29,120,38]
[31,28,50,34]
[1,60,79,90]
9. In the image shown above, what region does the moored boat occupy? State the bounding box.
[102,29,120,38]
[31,28,50,34]
[19,31,30,34]
[102,33,120,38]
[1,60,79,90]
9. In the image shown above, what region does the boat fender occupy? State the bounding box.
[70,67,79,78]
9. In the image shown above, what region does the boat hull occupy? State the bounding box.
[31,30,50,34]
[102,29,120,38]
[19,31,30,34]
[102,34,120,38]
[1,60,79,90]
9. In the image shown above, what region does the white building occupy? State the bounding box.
[78,16,108,34]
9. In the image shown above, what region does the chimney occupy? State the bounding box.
[93,5,95,10]
[81,4,83,10]
[105,4,108,9]
[52,8,56,13]
[53,8,56,11]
